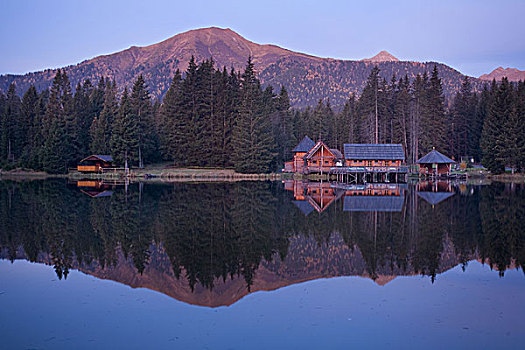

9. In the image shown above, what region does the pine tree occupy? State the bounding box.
[481,79,506,173]
[129,75,157,167]
[1,83,21,164]
[158,70,185,163]
[420,66,447,155]
[90,80,117,154]
[41,70,76,173]
[20,85,39,165]
[232,57,275,173]
[111,89,138,166]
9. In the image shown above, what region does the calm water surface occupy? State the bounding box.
[0,179,524,349]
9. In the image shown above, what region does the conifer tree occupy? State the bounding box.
[0,83,21,164]
[129,75,157,167]
[232,57,275,173]
[20,85,39,165]
[481,79,507,173]
[420,66,447,155]
[90,80,117,154]
[111,88,138,166]
[158,70,185,163]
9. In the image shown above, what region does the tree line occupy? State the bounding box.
[0,58,523,174]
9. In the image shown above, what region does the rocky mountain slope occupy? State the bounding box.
[479,67,525,82]
[0,27,485,108]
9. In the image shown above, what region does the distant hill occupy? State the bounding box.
[479,67,525,82]
[362,50,399,62]
[0,27,485,108]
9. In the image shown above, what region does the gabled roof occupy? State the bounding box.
[417,192,455,205]
[292,136,316,153]
[344,144,405,160]
[343,196,405,212]
[416,150,455,164]
[330,149,343,159]
[79,155,114,163]
[304,141,335,159]
[293,200,315,216]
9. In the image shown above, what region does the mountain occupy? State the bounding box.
[0,27,484,108]
[362,50,399,62]
[479,67,525,82]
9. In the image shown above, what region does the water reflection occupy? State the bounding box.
[0,179,523,306]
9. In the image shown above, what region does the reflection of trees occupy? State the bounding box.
[0,180,524,290]
[479,183,525,275]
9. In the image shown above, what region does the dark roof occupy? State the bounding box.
[417,150,455,164]
[344,144,405,160]
[304,141,335,159]
[330,149,343,159]
[417,192,455,205]
[292,136,316,153]
[293,200,315,216]
[80,155,114,163]
[343,196,405,212]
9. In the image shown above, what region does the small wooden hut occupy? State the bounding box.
[77,155,114,173]
[417,149,455,176]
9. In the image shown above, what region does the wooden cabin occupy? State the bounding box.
[77,155,114,173]
[284,136,316,173]
[417,149,455,176]
[304,141,343,174]
[343,144,405,168]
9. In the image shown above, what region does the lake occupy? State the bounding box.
[0,179,524,349]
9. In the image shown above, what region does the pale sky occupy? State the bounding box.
[1,0,524,77]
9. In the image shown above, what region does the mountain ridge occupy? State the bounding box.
[0,27,486,107]
[479,66,525,82]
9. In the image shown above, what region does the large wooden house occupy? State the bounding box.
[77,155,114,173]
[303,140,344,174]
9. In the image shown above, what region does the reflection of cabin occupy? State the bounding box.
[76,180,113,198]
[342,183,405,212]
[304,141,344,174]
[77,155,114,173]
[284,136,316,173]
[417,181,455,205]
[344,144,405,168]
[285,180,342,215]
[417,149,455,176]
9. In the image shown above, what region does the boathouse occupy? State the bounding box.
[417,149,455,176]
[77,155,114,173]
[344,144,405,167]
[284,136,316,173]
[330,144,407,183]
[304,140,343,174]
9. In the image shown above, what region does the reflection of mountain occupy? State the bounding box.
[0,180,523,307]
[2,232,468,307]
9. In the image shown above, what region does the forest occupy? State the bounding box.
[0,57,524,174]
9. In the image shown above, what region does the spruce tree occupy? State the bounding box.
[129,75,157,167]
[481,79,506,173]
[232,57,275,173]
[420,66,447,155]
[111,88,138,166]
[90,80,117,154]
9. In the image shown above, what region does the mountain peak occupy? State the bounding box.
[479,66,525,82]
[362,50,399,62]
